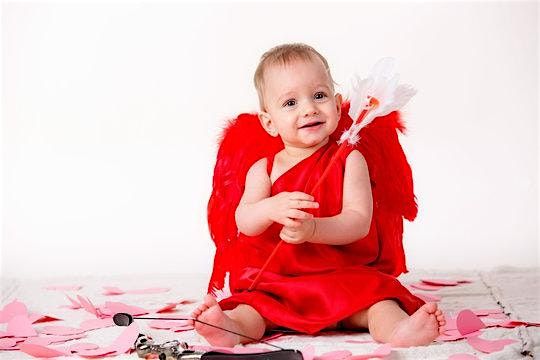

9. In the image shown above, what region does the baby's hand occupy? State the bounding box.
[280,218,316,244]
[267,191,319,228]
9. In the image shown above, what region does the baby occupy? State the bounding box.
[192,43,445,348]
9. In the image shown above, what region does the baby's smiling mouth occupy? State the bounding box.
[299,121,325,129]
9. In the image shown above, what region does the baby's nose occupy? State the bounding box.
[302,103,319,117]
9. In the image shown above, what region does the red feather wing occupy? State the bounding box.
[207,113,283,291]
[208,104,417,291]
[335,102,418,276]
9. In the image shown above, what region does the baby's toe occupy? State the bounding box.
[423,302,438,314]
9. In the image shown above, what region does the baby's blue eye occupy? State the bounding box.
[283,99,296,107]
[314,92,327,99]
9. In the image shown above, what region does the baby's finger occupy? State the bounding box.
[290,199,319,210]
[286,218,303,228]
[287,209,313,220]
[281,225,299,235]
[281,218,301,228]
[280,231,299,244]
[290,192,315,201]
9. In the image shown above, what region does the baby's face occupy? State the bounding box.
[259,57,341,149]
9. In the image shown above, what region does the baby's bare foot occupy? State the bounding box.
[389,303,446,347]
[191,294,242,347]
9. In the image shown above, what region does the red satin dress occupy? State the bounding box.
[218,141,424,334]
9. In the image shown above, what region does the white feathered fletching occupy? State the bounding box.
[211,272,232,301]
[342,58,417,145]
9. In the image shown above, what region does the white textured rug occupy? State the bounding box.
[1,267,538,360]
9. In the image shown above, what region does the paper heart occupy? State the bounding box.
[421,278,459,286]
[0,300,28,323]
[315,350,352,360]
[348,344,392,359]
[19,343,69,358]
[457,309,486,335]
[467,335,517,353]
[410,282,443,291]
[7,315,37,337]
[448,354,479,360]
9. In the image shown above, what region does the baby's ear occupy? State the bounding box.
[335,93,343,118]
[258,111,279,137]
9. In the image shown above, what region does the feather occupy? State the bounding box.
[343,58,416,146]
[211,272,232,301]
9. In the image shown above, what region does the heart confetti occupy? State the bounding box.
[7,315,38,337]
[456,309,486,335]
[466,335,517,354]
[18,343,70,358]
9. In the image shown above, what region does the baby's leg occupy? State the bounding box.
[191,294,267,347]
[341,300,446,347]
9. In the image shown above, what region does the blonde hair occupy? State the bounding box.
[253,43,335,111]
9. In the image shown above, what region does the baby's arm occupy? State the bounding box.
[309,150,373,245]
[235,158,319,236]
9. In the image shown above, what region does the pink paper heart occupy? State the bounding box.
[301,345,315,360]
[410,282,443,291]
[494,319,537,328]
[178,298,197,304]
[0,338,17,350]
[103,286,125,295]
[156,303,177,313]
[0,300,28,323]
[110,322,143,355]
[456,309,486,335]
[19,343,69,358]
[348,344,392,359]
[80,317,114,331]
[104,301,148,316]
[171,325,195,332]
[190,345,234,353]
[77,295,100,317]
[72,346,116,357]
[467,335,517,353]
[473,308,503,316]
[64,295,82,309]
[485,313,508,319]
[344,339,374,344]
[421,278,459,286]
[448,354,479,360]
[315,350,352,360]
[436,329,481,342]
[24,333,86,346]
[7,315,37,337]
[74,322,139,356]
[70,342,100,353]
[41,325,86,336]
[149,319,190,330]
[231,346,274,354]
[442,317,457,331]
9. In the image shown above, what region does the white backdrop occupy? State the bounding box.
[3,2,538,278]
